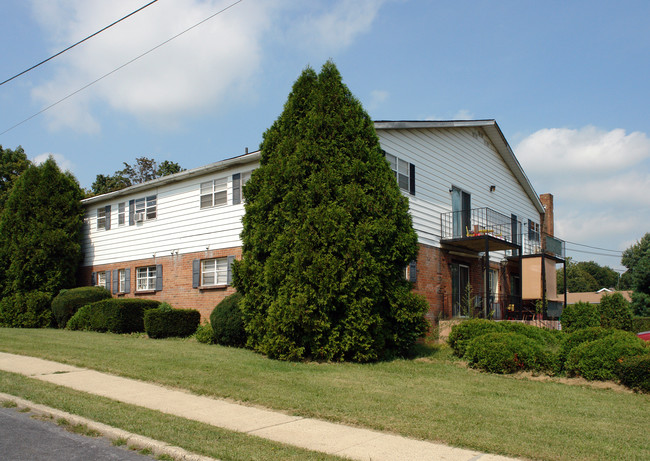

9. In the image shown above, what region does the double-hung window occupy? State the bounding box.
[137,266,157,291]
[201,258,228,286]
[118,269,127,292]
[96,205,111,230]
[200,177,228,208]
[384,151,415,195]
[135,196,157,220]
[118,202,126,225]
[96,271,107,287]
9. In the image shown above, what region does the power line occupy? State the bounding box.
[1,0,160,87]
[0,0,244,136]
[565,247,623,258]
[562,239,623,255]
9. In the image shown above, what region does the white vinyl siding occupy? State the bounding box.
[376,126,541,254]
[81,161,259,266]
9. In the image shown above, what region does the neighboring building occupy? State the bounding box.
[566,289,632,305]
[80,120,565,322]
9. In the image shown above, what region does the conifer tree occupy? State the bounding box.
[0,157,84,299]
[234,61,428,362]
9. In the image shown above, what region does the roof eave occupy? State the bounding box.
[82,150,261,205]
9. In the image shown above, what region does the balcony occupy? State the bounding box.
[440,207,519,253]
[440,207,565,259]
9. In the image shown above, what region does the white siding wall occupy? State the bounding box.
[83,127,542,267]
[377,127,541,251]
[82,162,258,266]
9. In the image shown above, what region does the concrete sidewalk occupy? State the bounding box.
[0,352,517,461]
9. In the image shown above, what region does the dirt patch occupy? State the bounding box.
[511,371,634,393]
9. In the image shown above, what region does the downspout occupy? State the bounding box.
[484,237,489,318]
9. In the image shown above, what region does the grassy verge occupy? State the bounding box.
[1,328,649,460]
[0,370,343,461]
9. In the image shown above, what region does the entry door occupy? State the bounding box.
[452,187,471,238]
[452,263,470,317]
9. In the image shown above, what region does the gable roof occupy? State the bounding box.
[373,120,545,215]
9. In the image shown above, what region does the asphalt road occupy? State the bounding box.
[0,406,152,461]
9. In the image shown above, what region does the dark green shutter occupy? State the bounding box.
[192,260,200,288]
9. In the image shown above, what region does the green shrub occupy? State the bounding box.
[66,304,92,331]
[631,317,650,333]
[51,286,112,328]
[66,298,160,333]
[561,301,600,333]
[556,327,616,373]
[464,332,553,374]
[210,293,246,347]
[0,291,53,328]
[566,330,648,381]
[447,319,504,357]
[144,306,201,339]
[500,321,563,349]
[194,322,215,344]
[617,354,650,393]
[598,293,633,331]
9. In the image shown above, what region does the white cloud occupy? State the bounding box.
[32,152,74,172]
[289,0,386,52]
[453,109,475,120]
[516,126,650,174]
[516,126,650,269]
[28,0,387,132]
[29,0,277,131]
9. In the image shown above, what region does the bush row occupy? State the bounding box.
[67,298,161,333]
[144,304,200,339]
[561,293,634,333]
[449,319,650,393]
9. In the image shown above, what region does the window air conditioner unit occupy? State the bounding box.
[134,212,145,223]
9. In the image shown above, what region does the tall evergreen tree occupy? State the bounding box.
[0,145,31,212]
[0,157,84,298]
[234,61,428,362]
[622,233,650,316]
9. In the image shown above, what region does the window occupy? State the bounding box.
[384,151,415,195]
[192,256,235,288]
[96,271,107,287]
[232,171,252,205]
[129,196,157,224]
[528,219,540,242]
[137,266,157,291]
[118,202,126,226]
[96,205,110,230]
[200,177,228,208]
[97,208,106,229]
[118,268,127,292]
[201,258,229,286]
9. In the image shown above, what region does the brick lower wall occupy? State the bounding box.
[78,247,242,321]
[80,243,515,330]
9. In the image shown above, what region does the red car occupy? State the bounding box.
[637,331,650,341]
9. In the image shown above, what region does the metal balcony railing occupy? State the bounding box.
[441,207,516,244]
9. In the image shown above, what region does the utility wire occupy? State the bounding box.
[565,247,623,258]
[1,0,160,87]
[0,0,244,136]
[563,239,623,255]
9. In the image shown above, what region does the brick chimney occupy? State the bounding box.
[540,193,554,237]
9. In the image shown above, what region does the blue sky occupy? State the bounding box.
[1,0,649,274]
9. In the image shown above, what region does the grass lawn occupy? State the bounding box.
[1,328,649,460]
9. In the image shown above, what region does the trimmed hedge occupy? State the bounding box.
[210,293,246,347]
[144,306,201,339]
[0,291,53,328]
[447,319,504,357]
[51,286,111,328]
[500,321,563,350]
[565,330,648,381]
[67,298,160,333]
[556,327,616,373]
[632,317,650,333]
[464,332,553,374]
[617,354,650,393]
[561,301,600,333]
